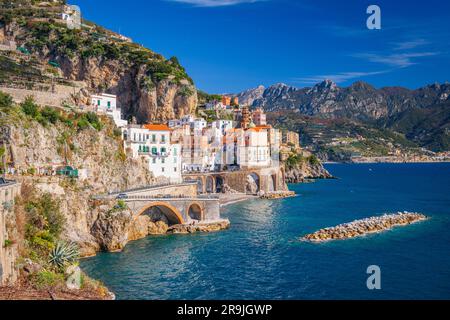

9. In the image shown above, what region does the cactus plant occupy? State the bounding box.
[49,241,79,269]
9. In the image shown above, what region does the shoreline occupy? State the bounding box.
[324,160,450,164]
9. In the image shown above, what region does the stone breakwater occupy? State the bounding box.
[302,212,428,242]
[167,219,231,234]
[260,191,296,200]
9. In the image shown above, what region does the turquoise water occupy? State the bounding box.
[81,163,450,299]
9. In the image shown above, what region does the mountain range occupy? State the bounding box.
[237,81,450,156]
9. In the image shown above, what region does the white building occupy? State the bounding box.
[239,127,271,168]
[191,118,207,131]
[91,93,128,128]
[180,115,195,126]
[123,124,182,183]
[211,120,234,134]
[168,119,181,128]
[205,101,226,111]
[223,127,271,169]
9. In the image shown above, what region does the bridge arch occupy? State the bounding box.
[205,176,215,194]
[187,202,204,221]
[137,201,185,225]
[215,175,225,193]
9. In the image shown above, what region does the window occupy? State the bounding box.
[174,167,177,172]
[152,147,157,155]
[107,101,111,108]
[174,157,177,164]
[173,148,177,156]
[162,167,165,172]
[152,158,156,164]
[97,100,100,106]
[162,158,165,164]
[152,134,156,143]
[161,135,166,143]
[161,147,167,154]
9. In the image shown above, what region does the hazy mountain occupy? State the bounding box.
[237,80,450,122]
[237,80,450,154]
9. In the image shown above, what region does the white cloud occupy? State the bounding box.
[393,39,429,50]
[168,0,263,7]
[353,52,439,68]
[293,70,390,85]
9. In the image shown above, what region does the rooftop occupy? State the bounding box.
[143,124,172,131]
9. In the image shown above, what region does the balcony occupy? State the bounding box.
[139,151,170,157]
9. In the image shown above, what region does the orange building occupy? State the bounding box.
[222,96,231,106]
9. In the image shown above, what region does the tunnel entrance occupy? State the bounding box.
[188,203,203,221]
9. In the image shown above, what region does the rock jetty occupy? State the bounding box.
[302,212,427,242]
[260,191,296,200]
[167,219,230,234]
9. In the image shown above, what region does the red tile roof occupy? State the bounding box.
[143,124,171,131]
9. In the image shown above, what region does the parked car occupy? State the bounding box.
[116,193,128,199]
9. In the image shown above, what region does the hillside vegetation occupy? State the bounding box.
[0,0,198,123]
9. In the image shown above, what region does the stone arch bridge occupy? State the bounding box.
[124,195,220,225]
[96,183,221,225]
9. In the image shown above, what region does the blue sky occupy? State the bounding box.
[73,0,450,93]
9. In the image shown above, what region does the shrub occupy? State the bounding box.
[4,239,14,248]
[85,112,102,130]
[116,200,127,210]
[76,117,90,130]
[21,96,39,117]
[41,106,59,124]
[285,153,303,169]
[0,91,13,109]
[25,193,65,241]
[30,270,65,290]
[308,155,320,166]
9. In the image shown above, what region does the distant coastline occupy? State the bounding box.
[324,158,450,164]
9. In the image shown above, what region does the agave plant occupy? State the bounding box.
[49,241,79,269]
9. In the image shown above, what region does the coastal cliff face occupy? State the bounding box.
[55,54,197,123]
[2,111,156,256]
[284,161,332,183]
[1,14,198,123]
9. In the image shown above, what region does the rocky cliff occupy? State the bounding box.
[1,102,158,256]
[284,161,332,183]
[0,3,198,123]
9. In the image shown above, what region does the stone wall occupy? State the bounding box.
[0,181,21,286]
[0,82,84,107]
[123,183,197,198]
[184,166,288,195]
